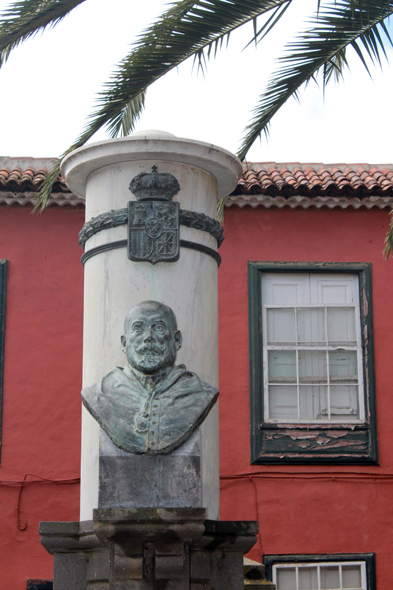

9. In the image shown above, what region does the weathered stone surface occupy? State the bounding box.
[190,519,259,590]
[99,454,201,508]
[195,519,259,553]
[53,553,87,590]
[40,511,259,590]
[39,520,109,590]
[93,508,205,590]
[98,428,203,510]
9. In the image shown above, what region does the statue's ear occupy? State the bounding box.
[121,335,126,353]
[175,330,182,351]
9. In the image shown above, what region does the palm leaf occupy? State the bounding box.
[384,209,393,258]
[75,0,293,147]
[237,0,393,160]
[0,0,86,67]
[108,90,147,138]
[32,160,61,212]
[33,89,148,210]
[34,0,293,209]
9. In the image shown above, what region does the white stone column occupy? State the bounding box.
[61,130,242,521]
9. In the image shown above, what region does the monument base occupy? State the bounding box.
[40,508,258,590]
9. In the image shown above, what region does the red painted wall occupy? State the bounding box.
[1,202,392,588]
[218,205,393,586]
[0,205,84,590]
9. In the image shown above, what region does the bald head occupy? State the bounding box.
[124,301,177,334]
[121,300,182,374]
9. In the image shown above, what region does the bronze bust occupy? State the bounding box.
[82,301,218,454]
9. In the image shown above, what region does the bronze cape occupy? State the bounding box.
[82,364,218,454]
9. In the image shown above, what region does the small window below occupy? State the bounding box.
[263,554,375,590]
[249,263,377,464]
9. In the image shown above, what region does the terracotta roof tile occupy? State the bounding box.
[0,165,68,193]
[234,163,393,198]
[0,158,392,209]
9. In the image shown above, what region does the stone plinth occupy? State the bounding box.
[40,511,258,590]
[39,521,109,590]
[94,507,206,590]
[61,131,242,521]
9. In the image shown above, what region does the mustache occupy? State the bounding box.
[136,343,165,355]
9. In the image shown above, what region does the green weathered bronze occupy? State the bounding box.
[82,301,218,454]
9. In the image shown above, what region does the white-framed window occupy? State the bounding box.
[273,561,367,590]
[262,273,364,423]
[248,262,378,465]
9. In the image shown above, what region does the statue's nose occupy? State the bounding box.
[144,328,154,342]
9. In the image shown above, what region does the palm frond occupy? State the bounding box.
[32,160,62,212]
[33,0,293,209]
[72,0,292,152]
[109,90,147,138]
[383,208,393,258]
[323,47,349,84]
[243,1,291,50]
[217,196,226,223]
[237,0,393,161]
[0,0,86,67]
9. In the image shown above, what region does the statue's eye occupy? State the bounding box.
[133,324,144,334]
[154,323,165,333]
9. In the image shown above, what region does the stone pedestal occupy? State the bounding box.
[60,130,242,521]
[39,521,109,590]
[40,511,258,590]
[94,508,206,590]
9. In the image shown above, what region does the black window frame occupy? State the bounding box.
[27,582,53,590]
[263,553,376,590]
[0,259,7,462]
[248,262,378,465]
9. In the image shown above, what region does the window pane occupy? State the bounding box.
[329,352,358,383]
[299,386,328,420]
[342,566,362,588]
[299,351,327,384]
[277,568,297,590]
[320,283,350,304]
[298,308,326,345]
[327,308,356,346]
[320,566,340,589]
[330,386,359,420]
[269,386,298,419]
[268,351,297,383]
[267,308,296,344]
[298,567,318,590]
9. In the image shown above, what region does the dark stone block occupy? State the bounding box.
[94,507,207,524]
[99,455,201,508]
[54,553,87,590]
[86,549,110,582]
[40,513,259,590]
[205,520,259,536]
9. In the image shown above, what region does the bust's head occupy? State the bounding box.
[121,301,182,375]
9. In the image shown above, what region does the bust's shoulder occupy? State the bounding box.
[165,365,218,399]
[101,366,127,388]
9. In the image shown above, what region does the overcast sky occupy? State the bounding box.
[0,0,391,164]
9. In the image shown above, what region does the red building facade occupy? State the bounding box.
[0,159,392,590]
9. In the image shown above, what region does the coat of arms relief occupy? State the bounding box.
[127,166,180,264]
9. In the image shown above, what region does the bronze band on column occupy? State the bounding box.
[80,239,221,266]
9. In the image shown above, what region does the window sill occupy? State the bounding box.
[253,421,378,465]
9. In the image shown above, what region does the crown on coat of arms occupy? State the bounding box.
[129,165,180,201]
